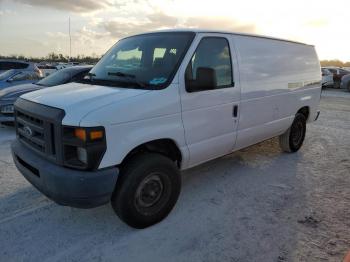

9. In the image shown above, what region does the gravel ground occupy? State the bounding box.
[0,89,349,262]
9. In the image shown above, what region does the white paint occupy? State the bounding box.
[21,31,322,170]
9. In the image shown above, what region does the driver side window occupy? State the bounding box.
[185,37,233,92]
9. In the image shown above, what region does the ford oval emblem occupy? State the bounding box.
[23,126,33,137]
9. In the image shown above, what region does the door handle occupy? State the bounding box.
[233,105,238,118]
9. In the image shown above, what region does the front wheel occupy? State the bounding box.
[279,113,306,153]
[111,153,181,229]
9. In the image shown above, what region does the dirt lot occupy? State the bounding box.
[0,89,349,262]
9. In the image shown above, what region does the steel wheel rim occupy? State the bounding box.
[135,173,164,209]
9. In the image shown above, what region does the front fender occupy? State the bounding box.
[99,113,189,169]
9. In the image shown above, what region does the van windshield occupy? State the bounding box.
[88,32,195,89]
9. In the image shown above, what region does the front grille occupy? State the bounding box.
[16,110,56,156]
[14,98,65,164]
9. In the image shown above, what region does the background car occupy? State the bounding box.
[55,63,69,70]
[321,68,334,87]
[323,67,350,88]
[37,64,58,77]
[0,59,43,77]
[0,69,41,89]
[340,74,350,91]
[0,65,92,123]
[67,62,80,66]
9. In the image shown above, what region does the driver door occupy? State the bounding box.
[179,34,241,168]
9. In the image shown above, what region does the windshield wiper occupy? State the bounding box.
[107,71,149,89]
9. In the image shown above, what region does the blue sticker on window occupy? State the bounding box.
[149,77,167,85]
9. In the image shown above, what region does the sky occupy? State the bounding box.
[0,0,349,61]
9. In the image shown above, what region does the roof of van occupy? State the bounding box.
[135,28,312,46]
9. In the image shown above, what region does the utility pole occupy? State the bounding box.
[69,17,72,62]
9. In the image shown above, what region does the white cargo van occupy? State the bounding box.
[11,30,321,228]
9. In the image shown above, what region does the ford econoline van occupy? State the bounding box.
[11,30,321,228]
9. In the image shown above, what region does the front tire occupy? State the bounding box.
[279,113,306,153]
[111,153,181,229]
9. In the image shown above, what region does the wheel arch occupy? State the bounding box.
[296,106,310,121]
[119,138,183,168]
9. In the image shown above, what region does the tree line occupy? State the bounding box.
[320,60,350,67]
[0,53,101,64]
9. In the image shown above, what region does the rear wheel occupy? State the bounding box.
[347,82,350,92]
[279,113,306,153]
[111,153,181,229]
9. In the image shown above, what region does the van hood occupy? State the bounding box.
[21,82,150,125]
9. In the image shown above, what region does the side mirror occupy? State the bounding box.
[6,78,13,83]
[186,67,217,92]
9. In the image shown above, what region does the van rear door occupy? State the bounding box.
[178,33,241,167]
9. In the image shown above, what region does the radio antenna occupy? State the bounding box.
[69,17,72,61]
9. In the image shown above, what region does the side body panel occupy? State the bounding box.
[232,35,321,150]
[95,33,321,170]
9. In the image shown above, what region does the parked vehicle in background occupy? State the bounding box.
[323,67,350,88]
[0,69,41,90]
[0,59,43,77]
[321,68,334,87]
[37,64,57,77]
[67,62,80,66]
[56,63,69,70]
[11,30,321,229]
[340,73,350,91]
[0,65,92,123]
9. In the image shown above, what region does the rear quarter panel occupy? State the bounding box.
[232,35,321,149]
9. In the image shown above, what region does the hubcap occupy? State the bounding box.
[135,173,164,208]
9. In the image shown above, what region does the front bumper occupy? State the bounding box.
[12,140,119,208]
[0,114,14,123]
[0,101,15,122]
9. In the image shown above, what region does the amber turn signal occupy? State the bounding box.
[74,128,87,141]
[90,130,104,140]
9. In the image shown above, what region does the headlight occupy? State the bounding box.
[1,104,14,114]
[62,126,106,170]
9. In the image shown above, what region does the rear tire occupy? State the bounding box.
[111,153,181,229]
[279,113,306,153]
